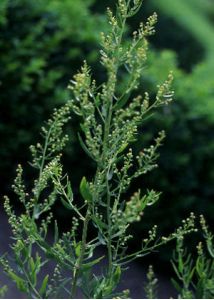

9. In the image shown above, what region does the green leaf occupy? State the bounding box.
[39,275,49,297]
[80,177,93,202]
[67,181,73,201]
[60,197,72,210]
[178,254,184,274]
[60,181,73,210]
[0,285,7,298]
[113,92,131,110]
[171,278,182,293]
[82,256,105,271]
[29,257,35,273]
[98,231,107,245]
[29,257,37,285]
[112,266,121,286]
[117,143,128,154]
[54,220,59,243]
[78,133,95,160]
[207,240,214,258]
[92,215,108,230]
[75,242,82,257]
[8,271,27,292]
[196,257,203,277]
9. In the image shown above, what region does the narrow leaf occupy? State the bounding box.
[67,181,73,202]
[82,256,105,271]
[78,133,95,160]
[54,220,59,243]
[75,242,82,258]
[39,275,49,297]
[112,266,121,286]
[171,278,182,293]
[60,197,72,210]
[8,271,27,292]
[80,177,93,202]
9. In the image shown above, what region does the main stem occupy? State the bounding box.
[71,208,90,298]
[101,9,128,278]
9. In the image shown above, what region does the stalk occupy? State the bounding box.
[99,4,130,278]
[71,208,90,298]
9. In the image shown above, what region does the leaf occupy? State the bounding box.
[82,256,105,271]
[54,220,59,243]
[93,277,106,298]
[59,181,73,210]
[29,257,37,285]
[92,215,108,230]
[60,197,72,210]
[39,275,49,297]
[178,254,184,274]
[189,266,195,283]
[98,231,107,245]
[171,261,182,281]
[78,133,95,160]
[113,92,130,110]
[75,242,82,257]
[171,278,182,293]
[207,240,214,258]
[67,181,73,201]
[117,143,128,154]
[196,257,203,277]
[8,271,27,292]
[80,177,93,203]
[107,169,113,181]
[112,266,121,286]
[29,257,35,273]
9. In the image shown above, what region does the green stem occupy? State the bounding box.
[100,5,129,278]
[21,264,42,299]
[55,177,85,221]
[71,208,90,298]
[39,125,52,179]
[106,173,113,276]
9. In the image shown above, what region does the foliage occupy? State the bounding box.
[0,0,106,195]
[143,217,214,299]
[0,1,199,298]
[0,285,7,298]
[171,216,214,298]
[150,0,214,60]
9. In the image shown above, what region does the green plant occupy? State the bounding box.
[92,0,214,242]
[144,265,158,299]
[0,285,7,298]
[1,1,198,298]
[142,217,214,299]
[171,215,214,299]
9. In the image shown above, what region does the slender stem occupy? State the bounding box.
[55,177,85,221]
[115,230,194,266]
[39,125,52,178]
[21,265,42,298]
[71,208,90,298]
[106,173,113,276]
[100,6,129,278]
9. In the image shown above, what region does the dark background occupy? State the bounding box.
[0,0,214,291]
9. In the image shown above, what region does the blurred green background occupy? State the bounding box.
[0,0,213,250]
